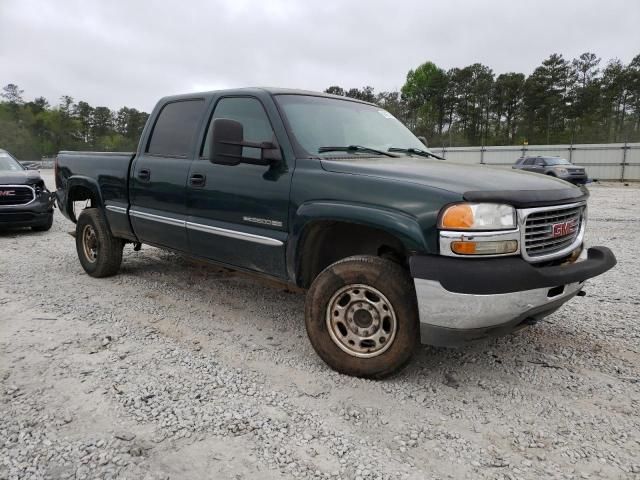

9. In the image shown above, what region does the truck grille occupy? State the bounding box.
[0,185,35,206]
[524,204,584,260]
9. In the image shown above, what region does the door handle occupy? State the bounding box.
[138,169,151,181]
[190,173,206,187]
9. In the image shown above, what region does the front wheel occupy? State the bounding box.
[305,255,419,379]
[75,208,124,278]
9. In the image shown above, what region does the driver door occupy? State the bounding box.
[186,96,292,277]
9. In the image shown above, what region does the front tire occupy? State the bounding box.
[305,255,419,379]
[75,208,124,278]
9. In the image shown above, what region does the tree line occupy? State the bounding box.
[326,52,640,147]
[0,84,148,160]
[1,51,639,159]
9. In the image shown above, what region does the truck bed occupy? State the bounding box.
[55,151,136,238]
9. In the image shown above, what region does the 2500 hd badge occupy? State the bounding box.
[55,88,616,378]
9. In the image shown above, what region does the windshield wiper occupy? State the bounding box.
[318,145,396,157]
[388,147,445,160]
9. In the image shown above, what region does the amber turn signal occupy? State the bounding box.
[440,204,474,229]
[451,240,518,255]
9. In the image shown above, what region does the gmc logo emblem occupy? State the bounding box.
[552,220,577,238]
[0,190,16,197]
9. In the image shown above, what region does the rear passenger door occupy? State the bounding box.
[522,158,536,172]
[130,99,206,251]
[533,158,546,173]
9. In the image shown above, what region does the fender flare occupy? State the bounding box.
[64,176,104,222]
[286,201,429,283]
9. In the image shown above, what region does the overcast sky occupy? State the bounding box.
[1,0,639,112]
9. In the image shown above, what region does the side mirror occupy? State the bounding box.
[418,136,428,147]
[210,118,281,166]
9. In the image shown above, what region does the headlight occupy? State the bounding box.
[439,203,516,230]
[556,168,568,175]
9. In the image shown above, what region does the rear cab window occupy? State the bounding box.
[146,99,206,157]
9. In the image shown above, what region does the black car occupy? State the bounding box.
[512,156,588,185]
[0,149,54,231]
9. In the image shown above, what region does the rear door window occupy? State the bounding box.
[147,100,205,157]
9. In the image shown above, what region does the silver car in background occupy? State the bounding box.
[513,156,588,185]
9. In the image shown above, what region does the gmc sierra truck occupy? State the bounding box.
[55,88,616,378]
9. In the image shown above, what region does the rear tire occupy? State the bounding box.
[75,208,124,278]
[305,255,419,379]
[32,212,53,232]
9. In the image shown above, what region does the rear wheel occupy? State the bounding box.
[305,255,419,379]
[75,208,124,277]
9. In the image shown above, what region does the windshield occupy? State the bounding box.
[544,157,571,166]
[275,95,425,156]
[0,152,25,171]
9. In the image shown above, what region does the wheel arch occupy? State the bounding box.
[65,177,104,222]
[288,201,428,288]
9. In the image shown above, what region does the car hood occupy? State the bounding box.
[320,156,588,208]
[0,169,43,186]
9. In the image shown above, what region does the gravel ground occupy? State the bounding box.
[1,172,639,480]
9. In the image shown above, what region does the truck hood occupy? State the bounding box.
[0,169,43,185]
[320,156,588,208]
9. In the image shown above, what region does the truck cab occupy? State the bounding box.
[55,88,616,378]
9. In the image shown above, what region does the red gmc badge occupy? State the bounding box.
[552,220,577,238]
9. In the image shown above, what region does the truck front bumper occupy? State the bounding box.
[409,246,616,347]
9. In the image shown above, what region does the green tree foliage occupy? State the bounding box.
[401,62,449,137]
[0,89,149,159]
[327,51,640,146]
[492,73,525,143]
[324,85,376,103]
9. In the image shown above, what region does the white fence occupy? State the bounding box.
[430,143,640,181]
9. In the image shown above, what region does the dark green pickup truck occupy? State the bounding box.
[56,88,616,378]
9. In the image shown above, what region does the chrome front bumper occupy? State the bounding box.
[414,278,584,346]
[409,246,617,347]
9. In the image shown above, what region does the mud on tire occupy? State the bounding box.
[305,255,419,379]
[75,208,124,278]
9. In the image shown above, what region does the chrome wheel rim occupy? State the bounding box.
[82,224,98,263]
[326,284,397,358]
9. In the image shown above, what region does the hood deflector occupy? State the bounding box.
[463,187,589,208]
